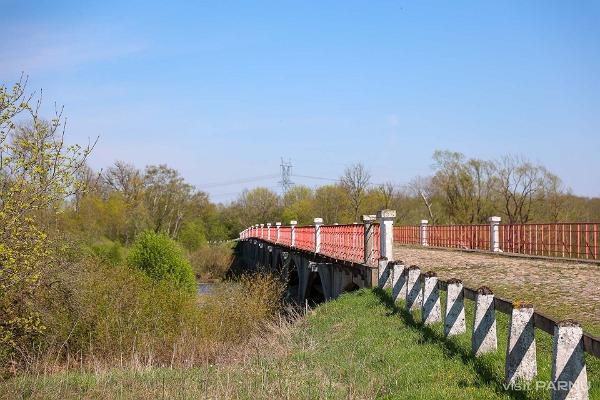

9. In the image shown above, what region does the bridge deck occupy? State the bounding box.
[393,244,600,336]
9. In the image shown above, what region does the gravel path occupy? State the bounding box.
[393,245,600,336]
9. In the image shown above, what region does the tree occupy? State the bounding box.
[340,163,371,222]
[409,176,437,224]
[143,164,194,238]
[282,185,315,224]
[0,77,92,360]
[314,185,351,224]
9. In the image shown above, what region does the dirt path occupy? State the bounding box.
[393,245,600,336]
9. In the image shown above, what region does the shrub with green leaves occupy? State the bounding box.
[127,231,196,293]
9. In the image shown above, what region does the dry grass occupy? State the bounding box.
[393,245,600,335]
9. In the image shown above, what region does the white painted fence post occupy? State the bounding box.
[444,279,466,336]
[290,220,297,247]
[472,287,497,356]
[422,272,441,324]
[275,222,281,242]
[420,220,429,246]
[377,209,396,261]
[260,224,264,239]
[489,216,501,252]
[506,303,537,385]
[406,265,421,311]
[551,320,588,400]
[314,217,323,253]
[266,223,272,241]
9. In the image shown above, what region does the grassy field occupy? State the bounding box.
[2,288,599,399]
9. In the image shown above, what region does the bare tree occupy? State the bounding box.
[378,182,396,209]
[409,176,436,223]
[340,163,371,222]
[496,155,548,223]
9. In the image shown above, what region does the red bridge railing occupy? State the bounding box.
[429,224,490,250]
[294,226,315,252]
[393,221,599,260]
[393,226,419,245]
[499,222,598,259]
[278,226,292,246]
[320,224,364,263]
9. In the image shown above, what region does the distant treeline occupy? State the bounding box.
[63,151,600,248]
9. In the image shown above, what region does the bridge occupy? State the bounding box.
[237,211,599,400]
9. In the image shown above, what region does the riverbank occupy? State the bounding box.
[6,288,597,399]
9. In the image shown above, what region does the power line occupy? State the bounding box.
[197,174,279,189]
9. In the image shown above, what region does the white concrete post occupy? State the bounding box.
[472,287,497,356]
[255,224,259,238]
[421,272,441,325]
[506,303,537,385]
[290,220,297,247]
[362,215,376,265]
[391,261,407,302]
[260,223,264,239]
[444,279,466,337]
[266,223,272,241]
[275,222,281,243]
[551,320,588,400]
[406,265,421,311]
[420,220,429,246]
[377,209,396,261]
[377,257,390,289]
[314,217,323,253]
[489,216,501,252]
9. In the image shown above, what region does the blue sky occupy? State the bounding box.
[2,1,599,201]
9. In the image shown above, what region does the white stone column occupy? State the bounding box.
[391,261,407,302]
[406,265,421,311]
[290,220,297,247]
[362,214,376,265]
[505,303,537,385]
[377,209,396,261]
[421,272,441,324]
[314,217,323,253]
[260,223,264,239]
[420,220,429,246]
[275,222,282,243]
[551,320,588,400]
[489,216,501,252]
[472,287,497,356]
[444,279,466,336]
[266,223,272,241]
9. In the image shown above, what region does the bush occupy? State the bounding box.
[189,244,233,281]
[127,231,196,293]
[89,239,126,266]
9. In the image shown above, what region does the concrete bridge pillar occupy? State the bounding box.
[377,209,396,261]
[290,220,297,247]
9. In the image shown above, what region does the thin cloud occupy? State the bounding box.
[0,23,147,76]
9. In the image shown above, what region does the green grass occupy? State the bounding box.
[2,288,599,399]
